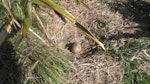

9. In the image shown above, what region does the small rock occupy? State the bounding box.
[70,42,81,53]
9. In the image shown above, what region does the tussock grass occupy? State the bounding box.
[0,28,74,84]
[0,26,74,84]
[0,0,74,83]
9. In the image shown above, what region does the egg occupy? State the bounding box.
[70,42,81,53]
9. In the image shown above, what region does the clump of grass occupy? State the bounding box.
[15,31,74,84]
[0,0,75,83]
[114,38,150,83]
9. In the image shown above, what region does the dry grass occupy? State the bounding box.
[36,0,127,83]
[70,52,124,84]
[0,0,150,83]
[40,0,150,83]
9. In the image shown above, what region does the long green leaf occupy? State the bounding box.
[33,0,106,50]
[14,0,32,49]
[33,0,76,22]
[22,0,32,37]
[75,22,105,50]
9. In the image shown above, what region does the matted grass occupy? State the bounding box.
[50,0,150,83]
[0,0,150,84]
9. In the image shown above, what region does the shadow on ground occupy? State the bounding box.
[0,40,21,84]
[107,0,150,39]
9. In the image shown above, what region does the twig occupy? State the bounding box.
[29,28,49,46]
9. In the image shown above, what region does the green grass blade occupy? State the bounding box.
[33,0,76,22]
[75,22,106,50]
[14,0,32,49]
[32,0,50,8]
[20,0,32,37]
[23,61,39,84]
[2,0,10,11]
[33,0,106,50]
